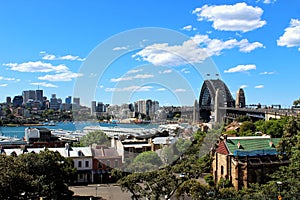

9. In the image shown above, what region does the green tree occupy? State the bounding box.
[277,116,300,157]
[293,98,300,106]
[255,118,286,137]
[0,150,76,199]
[204,174,214,187]
[236,115,252,122]
[18,150,76,199]
[0,155,32,199]
[176,179,208,200]
[239,121,256,136]
[176,138,192,154]
[118,169,184,200]
[79,130,110,147]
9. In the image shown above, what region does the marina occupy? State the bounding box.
[0,121,188,145]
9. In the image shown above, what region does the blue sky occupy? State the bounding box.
[0,0,299,107]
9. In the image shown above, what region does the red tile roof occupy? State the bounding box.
[215,141,229,155]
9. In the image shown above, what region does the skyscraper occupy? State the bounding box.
[65,96,72,104]
[35,90,43,102]
[50,94,60,110]
[73,97,80,105]
[22,90,35,104]
[6,96,11,105]
[193,99,199,123]
[91,101,96,115]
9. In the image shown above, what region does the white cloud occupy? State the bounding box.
[133,74,154,79]
[259,71,275,75]
[110,74,154,82]
[157,88,166,91]
[240,85,247,89]
[134,34,263,66]
[0,76,20,82]
[277,19,300,50]
[110,77,133,82]
[159,69,172,74]
[193,3,266,32]
[112,46,128,51]
[40,52,85,61]
[181,25,197,31]
[173,88,187,93]
[260,0,276,4]
[60,55,85,61]
[255,85,264,89]
[238,39,265,52]
[0,84,8,87]
[127,69,143,74]
[30,82,58,88]
[224,64,256,73]
[38,71,83,82]
[42,54,56,60]
[89,73,98,78]
[105,86,153,92]
[181,68,191,74]
[3,61,69,73]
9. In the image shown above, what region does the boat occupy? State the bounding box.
[48,121,56,126]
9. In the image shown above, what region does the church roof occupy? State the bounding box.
[216,136,281,157]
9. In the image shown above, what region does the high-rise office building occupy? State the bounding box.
[65,96,72,104]
[35,90,43,102]
[22,90,36,104]
[50,94,60,110]
[91,101,96,115]
[97,102,106,112]
[6,96,11,104]
[193,99,199,123]
[73,97,80,105]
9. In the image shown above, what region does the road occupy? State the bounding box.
[70,184,132,200]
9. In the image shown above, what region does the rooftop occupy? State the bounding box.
[216,135,281,157]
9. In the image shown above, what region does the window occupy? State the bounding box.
[221,166,224,175]
[78,151,84,156]
[78,174,83,179]
[85,161,89,168]
[78,161,82,168]
[114,160,119,168]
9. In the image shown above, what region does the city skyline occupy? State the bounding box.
[0,0,299,107]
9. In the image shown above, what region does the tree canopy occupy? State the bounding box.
[0,149,76,199]
[79,130,110,147]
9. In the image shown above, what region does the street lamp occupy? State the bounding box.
[277,181,282,200]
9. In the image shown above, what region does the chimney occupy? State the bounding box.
[237,142,242,149]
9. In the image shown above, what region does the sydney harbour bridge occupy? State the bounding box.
[196,79,298,123]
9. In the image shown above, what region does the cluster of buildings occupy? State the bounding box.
[0,143,122,184]
[6,89,81,112]
[0,123,194,184]
[1,89,198,123]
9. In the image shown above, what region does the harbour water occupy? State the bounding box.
[0,121,159,139]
